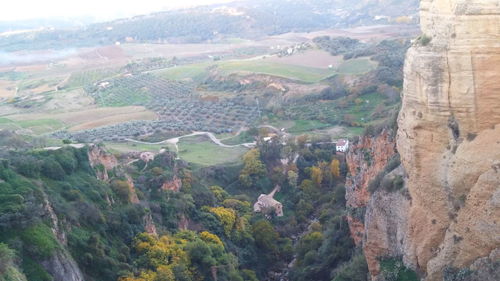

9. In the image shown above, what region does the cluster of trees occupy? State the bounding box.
[119,232,254,281]
[313,36,366,56]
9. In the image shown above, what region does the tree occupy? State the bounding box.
[111,180,131,202]
[200,231,223,246]
[41,158,65,180]
[252,220,279,254]
[330,159,341,178]
[239,149,266,187]
[209,186,229,203]
[300,179,319,201]
[209,207,236,236]
[0,243,15,274]
[287,170,298,188]
[310,166,323,187]
[296,135,308,148]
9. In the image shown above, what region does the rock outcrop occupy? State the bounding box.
[88,144,118,181]
[345,130,407,275]
[161,176,183,192]
[41,249,85,281]
[346,1,500,280]
[345,129,397,247]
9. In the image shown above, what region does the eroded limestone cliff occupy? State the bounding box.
[398,0,500,279]
[347,1,500,280]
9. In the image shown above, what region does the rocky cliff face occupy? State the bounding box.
[345,130,412,277]
[87,144,119,181]
[345,129,397,246]
[346,1,500,280]
[397,0,500,279]
[41,249,85,281]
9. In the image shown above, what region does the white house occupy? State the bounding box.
[336,139,349,152]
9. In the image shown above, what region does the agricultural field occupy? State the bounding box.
[177,137,247,166]
[0,24,411,164]
[0,117,65,135]
[266,49,343,69]
[65,68,119,89]
[4,106,157,135]
[156,62,212,81]
[288,120,331,134]
[336,58,377,74]
[217,59,335,83]
[104,142,173,154]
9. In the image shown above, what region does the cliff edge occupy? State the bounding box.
[397,0,500,279]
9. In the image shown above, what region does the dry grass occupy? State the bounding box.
[68,111,157,131]
[7,106,157,131]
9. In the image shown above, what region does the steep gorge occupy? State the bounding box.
[347,0,500,280]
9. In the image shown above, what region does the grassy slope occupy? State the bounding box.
[217,60,334,83]
[0,117,65,135]
[178,139,246,166]
[336,58,377,74]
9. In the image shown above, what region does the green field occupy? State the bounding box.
[156,57,374,83]
[337,58,377,74]
[0,118,65,135]
[66,69,118,88]
[95,88,151,107]
[288,120,331,134]
[156,63,212,81]
[218,60,334,83]
[221,131,255,145]
[105,142,173,154]
[178,138,247,166]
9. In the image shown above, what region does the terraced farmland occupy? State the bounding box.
[54,73,260,142]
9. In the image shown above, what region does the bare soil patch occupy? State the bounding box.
[266,50,343,69]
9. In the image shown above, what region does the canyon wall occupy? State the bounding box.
[346,1,500,280]
[398,0,500,279]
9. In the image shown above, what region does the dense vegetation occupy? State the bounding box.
[0,129,370,281]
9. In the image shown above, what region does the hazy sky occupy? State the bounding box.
[0,0,235,22]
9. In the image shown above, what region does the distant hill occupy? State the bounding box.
[0,0,419,52]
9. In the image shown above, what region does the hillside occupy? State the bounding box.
[0,0,418,52]
[0,128,367,281]
[0,1,498,281]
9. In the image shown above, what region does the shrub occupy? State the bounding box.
[111,180,131,202]
[385,154,401,173]
[443,266,473,281]
[419,34,432,46]
[368,172,384,193]
[379,257,419,281]
[41,158,65,180]
[199,231,223,246]
[209,207,236,236]
[466,132,477,141]
[332,252,369,281]
[0,243,16,273]
[21,223,59,259]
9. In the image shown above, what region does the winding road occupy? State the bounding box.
[124,131,256,153]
